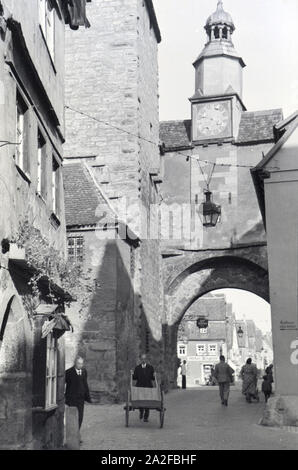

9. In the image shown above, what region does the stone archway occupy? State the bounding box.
[163,254,269,389]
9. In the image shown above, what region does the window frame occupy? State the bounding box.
[37,129,47,200]
[45,332,58,410]
[196,343,206,355]
[39,0,55,61]
[52,154,61,218]
[15,91,30,178]
[199,327,208,334]
[67,235,84,263]
[178,344,187,356]
[208,343,218,355]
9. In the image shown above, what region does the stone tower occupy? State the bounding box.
[191,0,246,143]
[160,0,282,251]
[64,1,165,399]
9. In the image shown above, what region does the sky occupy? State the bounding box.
[154,0,298,121]
[153,0,287,333]
[219,289,271,334]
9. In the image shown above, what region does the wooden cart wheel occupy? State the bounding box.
[159,408,165,428]
[125,392,130,427]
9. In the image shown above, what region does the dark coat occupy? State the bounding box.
[65,366,91,406]
[262,379,272,393]
[133,364,155,388]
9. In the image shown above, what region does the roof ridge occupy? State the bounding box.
[82,161,117,216]
[160,119,191,124]
[242,108,283,116]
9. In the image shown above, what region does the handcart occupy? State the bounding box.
[124,372,166,428]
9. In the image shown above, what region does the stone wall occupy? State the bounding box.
[160,142,273,252]
[65,229,139,403]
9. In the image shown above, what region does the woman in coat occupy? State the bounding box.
[240,358,259,403]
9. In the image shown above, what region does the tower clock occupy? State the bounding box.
[192,100,232,142]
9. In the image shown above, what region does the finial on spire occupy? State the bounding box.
[205,0,235,41]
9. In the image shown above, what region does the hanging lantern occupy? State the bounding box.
[237,326,244,338]
[202,190,221,227]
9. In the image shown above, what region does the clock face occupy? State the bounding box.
[193,101,231,140]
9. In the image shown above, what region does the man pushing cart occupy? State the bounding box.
[124,354,166,428]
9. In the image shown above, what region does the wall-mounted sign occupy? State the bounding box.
[188,356,216,362]
[196,317,208,329]
[279,320,298,331]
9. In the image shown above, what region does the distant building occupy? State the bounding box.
[177,293,233,386]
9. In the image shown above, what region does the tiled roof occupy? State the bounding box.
[159,120,192,150]
[237,109,283,144]
[160,109,283,150]
[63,162,114,227]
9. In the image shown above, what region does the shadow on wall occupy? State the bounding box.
[65,238,166,404]
[0,293,32,449]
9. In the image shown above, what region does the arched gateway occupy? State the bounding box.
[162,246,269,388]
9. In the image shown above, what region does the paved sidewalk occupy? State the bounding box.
[80,388,298,450]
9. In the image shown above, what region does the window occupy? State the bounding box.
[178,344,187,356]
[196,344,206,355]
[16,91,29,174]
[39,0,55,60]
[68,236,84,263]
[45,332,57,409]
[37,130,47,199]
[52,156,61,217]
[208,344,217,355]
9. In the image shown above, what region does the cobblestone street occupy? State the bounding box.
[81,387,298,450]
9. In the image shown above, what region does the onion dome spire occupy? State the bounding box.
[205,1,235,42]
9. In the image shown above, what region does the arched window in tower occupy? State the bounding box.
[222,27,228,39]
[214,26,219,39]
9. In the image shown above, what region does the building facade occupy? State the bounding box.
[177,293,233,386]
[0,0,88,449]
[64,0,166,397]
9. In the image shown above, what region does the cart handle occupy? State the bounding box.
[130,369,159,388]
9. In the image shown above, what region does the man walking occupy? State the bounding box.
[65,356,91,431]
[214,355,234,406]
[132,354,155,422]
[181,360,187,389]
